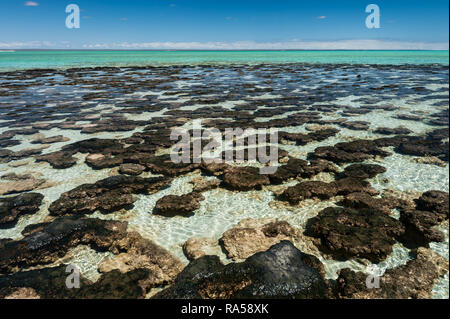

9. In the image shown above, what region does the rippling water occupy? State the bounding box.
[0,50,448,71]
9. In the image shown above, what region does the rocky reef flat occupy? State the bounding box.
[0,63,448,299]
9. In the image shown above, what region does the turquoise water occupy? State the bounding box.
[0,50,448,71]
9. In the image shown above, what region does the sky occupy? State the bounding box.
[0,0,449,50]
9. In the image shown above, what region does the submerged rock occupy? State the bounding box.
[0,193,44,227]
[153,192,205,217]
[98,231,184,288]
[415,190,449,220]
[118,163,146,176]
[183,237,220,261]
[399,209,446,247]
[343,163,387,179]
[280,181,338,205]
[0,216,128,273]
[310,139,391,164]
[280,178,377,205]
[0,173,46,195]
[31,135,70,144]
[335,247,449,299]
[146,154,200,176]
[35,151,77,169]
[342,192,391,214]
[220,219,302,260]
[49,175,171,216]
[222,166,270,191]
[154,241,331,299]
[306,207,405,262]
[0,264,151,299]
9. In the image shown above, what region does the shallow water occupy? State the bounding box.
[0,63,448,298]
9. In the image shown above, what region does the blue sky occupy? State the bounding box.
[0,0,448,49]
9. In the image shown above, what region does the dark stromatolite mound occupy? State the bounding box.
[49,175,171,216]
[393,190,448,248]
[153,241,331,299]
[222,166,270,191]
[0,216,128,273]
[280,178,377,205]
[333,177,378,196]
[62,138,125,155]
[0,265,92,299]
[31,135,70,144]
[35,151,77,169]
[343,163,387,179]
[269,158,338,185]
[309,139,391,164]
[395,138,449,162]
[341,192,391,214]
[374,129,449,162]
[340,121,370,131]
[334,247,448,299]
[415,190,449,219]
[154,192,205,217]
[85,153,123,169]
[118,163,146,176]
[399,210,445,247]
[280,181,338,205]
[0,265,151,299]
[0,193,44,228]
[146,154,201,176]
[374,127,412,135]
[306,207,404,262]
[279,128,339,145]
[268,158,308,184]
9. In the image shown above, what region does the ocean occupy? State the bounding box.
[0,50,448,71]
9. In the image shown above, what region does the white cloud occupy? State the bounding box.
[0,41,55,48]
[317,16,327,19]
[0,40,448,50]
[24,1,39,6]
[110,40,449,50]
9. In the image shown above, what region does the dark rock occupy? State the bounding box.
[341,192,391,214]
[35,151,77,169]
[399,210,445,247]
[334,177,378,196]
[85,154,123,169]
[0,265,150,299]
[146,154,201,176]
[343,164,387,179]
[306,207,404,262]
[31,135,69,144]
[0,193,44,228]
[0,216,128,273]
[154,192,205,217]
[374,127,412,135]
[222,166,270,191]
[154,241,331,299]
[415,190,449,220]
[118,163,146,175]
[310,139,391,164]
[280,181,338,205]
[49,175,171,216]
[335,247,448,299]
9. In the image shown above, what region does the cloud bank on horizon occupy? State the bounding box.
[1,40,448,50]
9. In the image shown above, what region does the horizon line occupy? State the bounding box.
[2,49,449,52]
